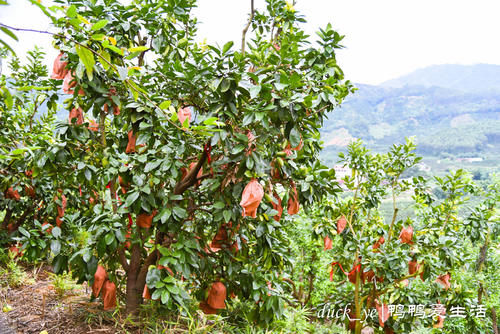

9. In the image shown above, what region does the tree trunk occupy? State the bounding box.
[492,307,499,334]
[125,272,143,315]
[123,240,159,315]
[124,243,144,315]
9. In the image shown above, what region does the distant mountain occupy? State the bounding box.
[320,66,500,163]
[381,64,500,93]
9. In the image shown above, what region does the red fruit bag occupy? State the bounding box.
[271,192,283,221]
[51,53,68,80]
[207,281,226,309]
[178,106,192,127]
[5,187,20,201]
[62,71,77,94]
[102,280,117,311]
[199,301,217,314]
[143,285,151,300]
[69,107,84,125]
[240,179,264,218]
[435,272,451,290]
[136,209,157,228]
[373,236,385,250]
[324,236,333,250]
[399,225,414,244]
[337,216,347,234]
[92,265,108,297]
[126,130,136,154]
[376,301,390,327]
[287,182,299,215]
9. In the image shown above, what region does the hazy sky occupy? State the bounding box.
[2,0,500,84]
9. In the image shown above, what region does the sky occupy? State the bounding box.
[1,0,500,84]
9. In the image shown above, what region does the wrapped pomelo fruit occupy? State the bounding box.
[101,280,117,311]
[92,265,108,297]
[125,130,136,154]
[375,301,390,328]
[69,107,84,125]
[8,245,23,258]
[25,185,36,198]
[245,130,256,156]
[240,179,264,218]
[271,192,283,221]
[373,236,385,250]
[337,216,347,234]
[62,71,83,95]
[287,182,300,215]
[362,270,375,283]
[42,222,53,234]
[199,301,217,314]
[51,52,68,79]
[142,285,151,300]
[435,272,451,290]
[207,281,226,310]
[5,187,20,200]
[210,223,229,251]
[178,106,192,127]
[348,263,362,284]
[88,120,99,132]
[324,236,333,250]
[399,225,414,244]
[136,209,158,228]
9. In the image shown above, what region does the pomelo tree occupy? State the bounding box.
[0,48,62,261]
[17,0,353,320]
[304,140,499,333]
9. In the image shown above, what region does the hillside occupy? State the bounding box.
[381,64,500,93]
[320,64,500,164]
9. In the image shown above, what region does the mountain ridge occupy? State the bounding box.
[320,64,500,161]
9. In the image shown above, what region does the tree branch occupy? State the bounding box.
[241,0,255,55]
[173,146,208,195]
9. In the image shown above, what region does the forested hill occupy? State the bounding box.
[320,64,500,160]
[382,64,500,93]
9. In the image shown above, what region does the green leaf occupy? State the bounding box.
[220,78,230,92]
[145,160,161,173]
[19,226,30,238]
[75,44,95,80]
[249,85,261,99]
[99,49,111,71]
[223,210,232,223]
[158,207,172,223]
[91,34,105,41]
[66,5,77,18]
[222,41,233,54]
[289,126,301,148]
[213,201,225,209]
[128,46,149,53]
[159,100,171,110]
[0,27,18,41]
[51,226,62,238]
[125,191,140,207]
[91,19,108,31]
[172,206,187,219]
[51,240,61,256]
[105,232,114,245]
[231,144,246,155]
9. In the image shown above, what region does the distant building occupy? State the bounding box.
[334,165,352,190]
[334,165,352,179]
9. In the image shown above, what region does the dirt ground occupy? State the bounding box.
[0,265,125,334]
